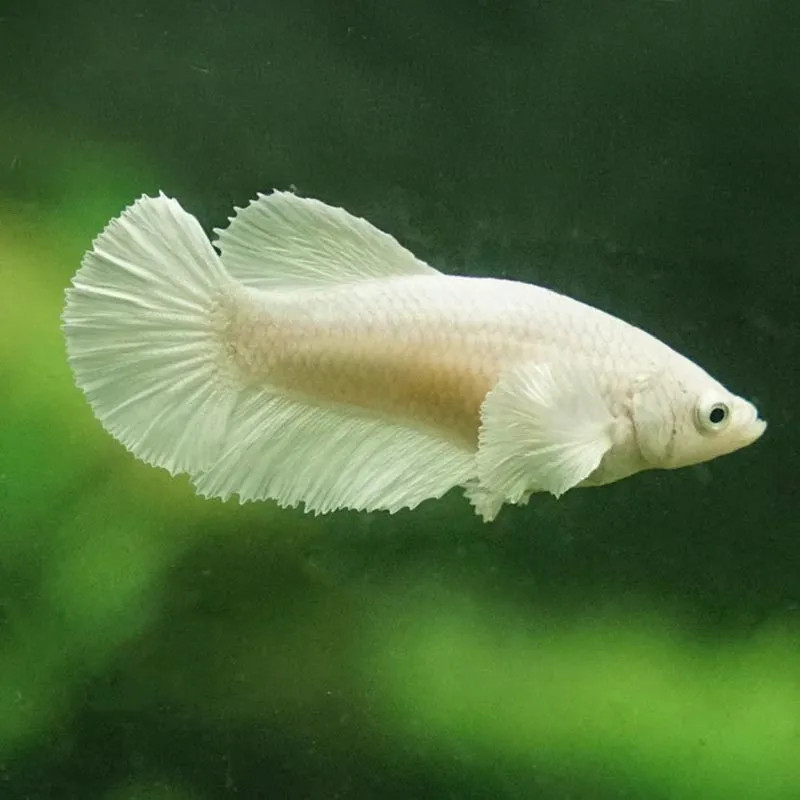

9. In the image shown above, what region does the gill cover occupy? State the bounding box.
[630,372,675,467]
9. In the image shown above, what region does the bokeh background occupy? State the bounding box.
[1,1,799,798]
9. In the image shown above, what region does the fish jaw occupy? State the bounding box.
[728,397,767,452]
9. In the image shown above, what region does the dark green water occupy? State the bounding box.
[1,1,798,798]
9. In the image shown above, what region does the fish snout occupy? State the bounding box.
[732,399,766,446]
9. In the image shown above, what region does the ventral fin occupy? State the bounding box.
[476,360,615,504]
[213,191,439,290]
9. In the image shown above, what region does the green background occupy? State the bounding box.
[1,1,798,798]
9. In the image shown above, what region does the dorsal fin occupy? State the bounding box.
[213,191,439,290]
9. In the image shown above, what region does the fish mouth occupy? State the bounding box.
[748,416,767,443]
[734,401,766,445]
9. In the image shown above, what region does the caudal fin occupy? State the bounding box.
[62,193,239,475]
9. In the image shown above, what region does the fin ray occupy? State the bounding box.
[214,191,439,290]
[62,194,239,475]
[193,389,475,515]
[476,361,614,505]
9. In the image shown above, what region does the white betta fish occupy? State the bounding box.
[62,192,765,521]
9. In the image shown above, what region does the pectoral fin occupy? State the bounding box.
[476,361,615,506]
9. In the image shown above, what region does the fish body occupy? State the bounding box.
[230,275,659,454]
[62,192,765,520]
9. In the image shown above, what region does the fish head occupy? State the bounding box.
[631,367,766,471]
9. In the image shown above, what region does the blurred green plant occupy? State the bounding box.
[0,139,208,755]
[104,779,200,800]
[370,596,800,799]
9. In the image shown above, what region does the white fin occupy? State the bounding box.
[462,480,507,523]
[213,191,439,289]
[63,194,238,475]
[476,361,615,505]
[192,387,475,515]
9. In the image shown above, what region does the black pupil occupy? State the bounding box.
[709,406,726,424]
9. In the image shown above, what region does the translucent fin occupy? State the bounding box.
[62,194,238,475]
[213,191,439,290]
[462,480,507,523]
[476,361,614,504]
[192,388,475,515]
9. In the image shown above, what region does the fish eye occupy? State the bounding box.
[709,405,727,424]
[695,395,731,434]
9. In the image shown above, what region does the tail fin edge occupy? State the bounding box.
[63,194,239,475]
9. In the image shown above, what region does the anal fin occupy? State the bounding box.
[192,387,476,515]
